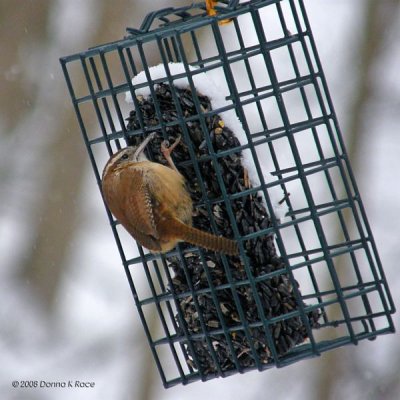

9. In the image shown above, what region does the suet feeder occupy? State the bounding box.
[60,0,395,388]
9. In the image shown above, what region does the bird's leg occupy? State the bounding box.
[161,135,181,172]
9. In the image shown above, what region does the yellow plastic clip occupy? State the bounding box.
[206,0,233,25]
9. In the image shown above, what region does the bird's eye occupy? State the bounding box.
[121,153,129,160]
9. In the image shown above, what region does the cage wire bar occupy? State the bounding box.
[60,0,395,388]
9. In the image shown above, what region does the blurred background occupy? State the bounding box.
[0,0,399,399]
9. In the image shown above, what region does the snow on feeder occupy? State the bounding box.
[60,0,395,388]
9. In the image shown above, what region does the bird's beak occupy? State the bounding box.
[133,132,157,159]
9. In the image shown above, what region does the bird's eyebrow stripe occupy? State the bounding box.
[102,151,124,179]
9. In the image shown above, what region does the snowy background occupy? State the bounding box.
[1,1,399,399]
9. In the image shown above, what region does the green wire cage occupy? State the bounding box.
[60,0,395,388]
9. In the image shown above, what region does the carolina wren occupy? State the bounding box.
[101,133,238,256]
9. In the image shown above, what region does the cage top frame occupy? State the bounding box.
[62,1,286,61]
[126,0,241,36]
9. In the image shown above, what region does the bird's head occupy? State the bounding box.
[102,132,156,179]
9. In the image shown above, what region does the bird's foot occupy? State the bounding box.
[161,135,181,172]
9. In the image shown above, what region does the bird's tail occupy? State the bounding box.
[171,218,238,256]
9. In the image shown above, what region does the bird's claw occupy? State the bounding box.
[161,140,170,152]
[161,135,182,172]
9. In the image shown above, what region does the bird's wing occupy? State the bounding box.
[122,168,162,250]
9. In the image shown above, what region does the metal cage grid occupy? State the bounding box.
[60,0,395,388]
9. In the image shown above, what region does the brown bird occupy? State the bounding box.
[101,133,238,256]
